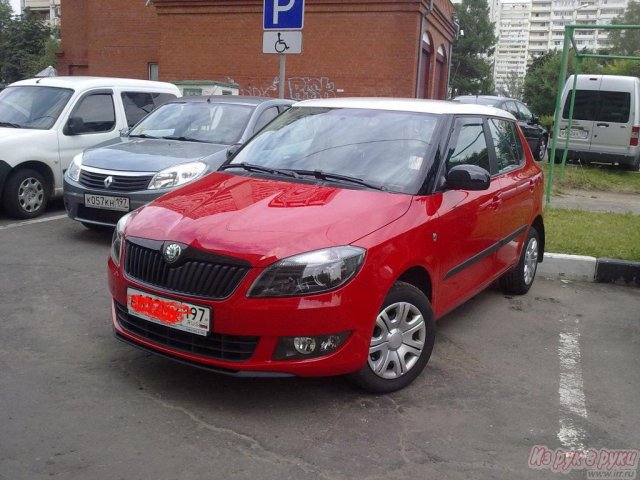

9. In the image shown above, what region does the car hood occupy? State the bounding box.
[126,173,413,267]
[82,138,229,172]
[0,127,48,142]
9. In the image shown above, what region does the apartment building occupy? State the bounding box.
[493,0,531,93]
[22,0,60,27]
[528,0,628,60]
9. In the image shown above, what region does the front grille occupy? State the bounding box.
[77,205,124,225]
[115,302,259,361]
[79,169,153,192]
[124,238,250,300]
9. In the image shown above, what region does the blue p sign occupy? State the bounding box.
[264,0,305,30]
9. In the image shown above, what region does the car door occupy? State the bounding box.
[487,117,536,270]
[57,89,123,176]
[590,89,633,157]
[436,116,504,310]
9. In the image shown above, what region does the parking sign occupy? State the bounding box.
[263,0,305,30]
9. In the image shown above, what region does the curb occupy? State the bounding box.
[539,253,640,287]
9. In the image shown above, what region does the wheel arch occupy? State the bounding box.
[396,265,433,302]
[10,161,55,197]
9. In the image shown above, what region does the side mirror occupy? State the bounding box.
[64,116,86,135]
[446,164,491,191]
[226,144,242,158]
[119,127,130,138]
[529,115,539,125]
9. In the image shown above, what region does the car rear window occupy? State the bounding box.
[562,90,630,123]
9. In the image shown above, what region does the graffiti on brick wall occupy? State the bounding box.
[287,77,337,100]
[241,76,338,100]
[241,77,280,98]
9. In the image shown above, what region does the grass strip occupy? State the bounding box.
[545,208,640,261]
[541,163,640,194]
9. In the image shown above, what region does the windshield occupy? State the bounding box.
[228,107,439,194]
[130,101,254,144]
[0,86,73,129]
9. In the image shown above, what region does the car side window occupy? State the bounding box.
[516,102,533,122]
[502,101,522,120]
[71,93,116,133]
[253,107,279,134]
[122,92,155,127]
[488,118,524,173]
[446,117,491,173]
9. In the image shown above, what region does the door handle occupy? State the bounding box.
[491,194,502,209]
[596,123,609,127]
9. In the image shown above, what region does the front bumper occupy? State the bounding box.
[108,256,379,377]
[63,176,168,227]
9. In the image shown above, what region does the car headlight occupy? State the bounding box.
[248,246,366,298]
[148,161,206,190]
[110,211,137,267]
[67,153,83,181]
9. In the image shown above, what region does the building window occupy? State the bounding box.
[148,63,159,81]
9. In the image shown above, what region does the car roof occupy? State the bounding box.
[168,95,295,106]
[8,76,179,91]
[293,97,515,120]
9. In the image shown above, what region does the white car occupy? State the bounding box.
[0,76,180,218]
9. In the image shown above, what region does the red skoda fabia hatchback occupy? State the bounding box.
[108,98,545,393]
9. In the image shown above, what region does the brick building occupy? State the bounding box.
[57,0,457,100]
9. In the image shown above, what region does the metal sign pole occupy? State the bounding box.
[279,54,286,99]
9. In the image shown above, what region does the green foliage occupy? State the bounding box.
[497,70,524,99]
[609,1,640,56]
[450,0,496,96]
[539,114,554,131]
[523,52,603,117]
[0,6,53,84]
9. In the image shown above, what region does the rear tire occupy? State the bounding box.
[2,168,48,219]
[348,281,436,394]
[499,227,539,295]
[535,136,547,162]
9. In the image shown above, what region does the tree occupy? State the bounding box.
[0,6,52,84]
[608,1,640,56]
[497,71,524,99]
[450,0,496,96]
[523,51,602,117]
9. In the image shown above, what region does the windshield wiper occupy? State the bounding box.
[0,121,22,128]
[290,170,387,191]
[220,162,299,178]
[162,135,210,143]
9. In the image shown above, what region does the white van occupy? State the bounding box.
[0,77,180,218]
[556,75,640,170]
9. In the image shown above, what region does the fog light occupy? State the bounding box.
[273,332,350,360]
[294,337,317,355]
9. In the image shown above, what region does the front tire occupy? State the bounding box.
[2,169,48,219]
[348,281,436,393]
[499,227,539,295]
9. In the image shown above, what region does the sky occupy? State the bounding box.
[10,0,20,14]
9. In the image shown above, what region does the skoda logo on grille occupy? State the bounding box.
[163,243,182,264]
[104,175,113,189]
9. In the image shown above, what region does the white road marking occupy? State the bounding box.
[557,318,588,450]
[0,214,67,231]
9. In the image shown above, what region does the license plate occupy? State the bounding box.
[126,288,211,336]
[560,128,588,139]
[84,193,130,212]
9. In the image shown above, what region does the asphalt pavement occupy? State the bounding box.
[1,204,638,480]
